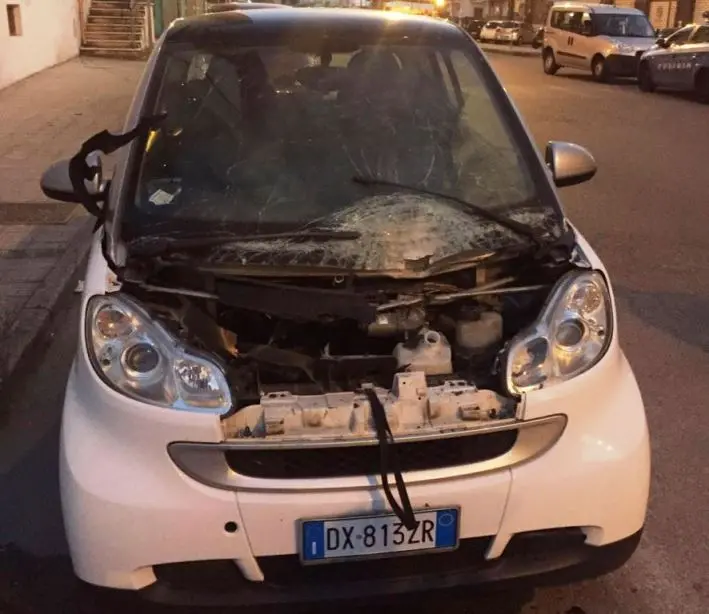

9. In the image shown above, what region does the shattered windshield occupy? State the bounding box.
[126,35,560,272]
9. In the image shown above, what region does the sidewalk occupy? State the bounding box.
[478,42,540,58]
[0,57,144,391]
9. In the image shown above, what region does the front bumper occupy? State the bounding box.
[60,342,650,600]
[143,528,644,608]
[606,53,642,77]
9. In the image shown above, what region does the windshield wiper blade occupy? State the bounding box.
[128,229,361,257]
[352,176,545,247]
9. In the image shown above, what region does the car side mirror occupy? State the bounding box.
[40,152,107,213]
[545,141,597,188]
[656,37,669,48]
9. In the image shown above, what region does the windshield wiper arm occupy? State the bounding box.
[353,176,545,247]
[128,229,361,257]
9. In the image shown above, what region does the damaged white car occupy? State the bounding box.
[40,7,650,610]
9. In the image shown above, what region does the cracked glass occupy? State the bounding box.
[127,38,560,272]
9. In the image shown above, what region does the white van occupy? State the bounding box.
[542,2,657,81]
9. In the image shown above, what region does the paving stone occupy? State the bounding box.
[0,57,143,391]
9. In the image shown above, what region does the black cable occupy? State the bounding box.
[363,387,418,531]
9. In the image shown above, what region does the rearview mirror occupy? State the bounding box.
[656,37,669,48]
[40,152,106,210]
[545,141,597,188]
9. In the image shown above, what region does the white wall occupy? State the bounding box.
[0,0,81,89]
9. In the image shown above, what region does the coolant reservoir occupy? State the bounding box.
[393,330,452,376]
[456,311,504,355]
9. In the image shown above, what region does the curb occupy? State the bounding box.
[0,217,94,395]
[480,45,541,58]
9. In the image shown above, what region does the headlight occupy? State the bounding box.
[86,294,232,414]
[504,270,612,394]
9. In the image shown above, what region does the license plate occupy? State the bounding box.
[300,508,459,564]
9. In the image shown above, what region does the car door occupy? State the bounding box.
[547,9,582,67]
[569,12,595,70]
[679,25,709,91]
[560,11,585,68]
[648,25,694,89]
[545,9,566,61]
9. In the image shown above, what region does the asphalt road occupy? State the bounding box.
[2,55,709,614]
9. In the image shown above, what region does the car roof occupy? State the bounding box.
[165,7,464,43]
[550,2,645,14]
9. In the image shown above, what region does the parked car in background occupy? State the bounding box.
[495,21,527,44]
[40,7,649,611]
[460,17,486,38]
[479,20,536,45]
[638,21,709,102]
[479,20,502,42]
[515,21,539,45]
[532,25,545,48]
[542,2,657,82]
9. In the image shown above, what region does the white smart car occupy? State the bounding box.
[479,20,502,42]
[41,7,650,610]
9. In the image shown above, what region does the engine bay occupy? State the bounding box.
[121,254,578,441]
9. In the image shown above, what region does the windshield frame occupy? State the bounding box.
[105,16,567,268]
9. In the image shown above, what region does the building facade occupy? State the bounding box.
[0,0,81,89]
[638,0,709,28]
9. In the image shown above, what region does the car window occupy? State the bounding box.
[580,12,592,35]
[666,25,694,46]
[485,21,499,28]
[591,13,655,37]
[551,10,582,33]
[690,25,709,43]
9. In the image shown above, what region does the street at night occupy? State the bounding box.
[2,50,708,614]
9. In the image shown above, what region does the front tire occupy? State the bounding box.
[696,69,709,104]
[592,55,611,82]
[543,48,559,75]
[638,62,655,92]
